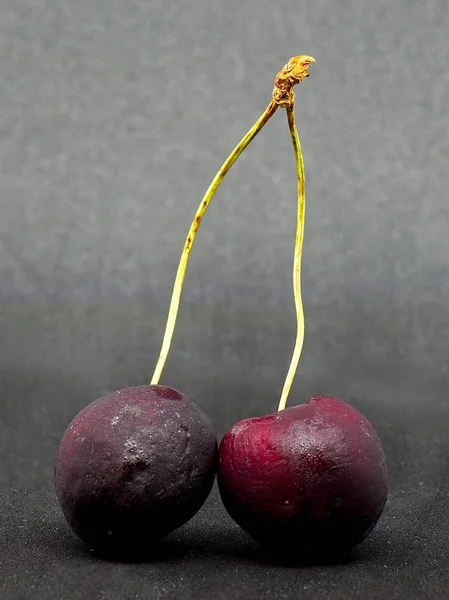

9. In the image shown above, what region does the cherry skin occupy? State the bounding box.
[218,395,387,559]
[55,385,217,557]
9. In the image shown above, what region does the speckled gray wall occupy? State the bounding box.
[1,0,448,480]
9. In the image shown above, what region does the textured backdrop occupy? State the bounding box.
[1,0,448,598]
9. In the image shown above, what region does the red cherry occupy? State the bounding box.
[218,395,387,558]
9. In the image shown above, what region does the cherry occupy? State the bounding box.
[218,396,387,558]
[55,385,217,556]
[216,56,388,559]
[54,55,287,556]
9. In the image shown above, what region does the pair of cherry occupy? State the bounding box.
[55,57,388,561]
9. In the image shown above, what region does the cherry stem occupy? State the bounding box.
[151,99,278,385]
[277,101,306,411]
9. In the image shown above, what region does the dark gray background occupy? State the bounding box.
[1,0,448,598]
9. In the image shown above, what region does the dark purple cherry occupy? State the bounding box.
[55,385,217,556]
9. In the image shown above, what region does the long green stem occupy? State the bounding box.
[151,100,278,385]
[277,102,306,411]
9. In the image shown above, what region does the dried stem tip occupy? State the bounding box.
[273,56,315,108]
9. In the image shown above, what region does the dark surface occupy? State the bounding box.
[1,0,449,598]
